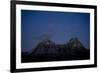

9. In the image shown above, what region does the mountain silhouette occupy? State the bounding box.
[21,37,90,63]
[67,38,85,49]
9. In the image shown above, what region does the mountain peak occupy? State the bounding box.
[22,37,90,62]
[67,37,85,49]
[38,38,55,46]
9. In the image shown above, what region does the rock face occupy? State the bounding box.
[66,38,90,59]
[22,38,90,63]
[67,38,85,49]
[31,39,57,55]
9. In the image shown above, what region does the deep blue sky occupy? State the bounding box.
[21,10,90,52]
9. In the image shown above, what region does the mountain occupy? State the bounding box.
[67,38,85,49]
[21,38,90,63]
[66,38,90,59]
[31,39,58,55]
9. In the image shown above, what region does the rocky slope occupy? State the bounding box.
[22,38,90,62]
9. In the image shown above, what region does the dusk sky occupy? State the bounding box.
[21,10,90,52]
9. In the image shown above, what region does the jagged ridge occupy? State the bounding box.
[22,38,90,63]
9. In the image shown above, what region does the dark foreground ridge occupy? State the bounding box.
[22,38,90,63]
